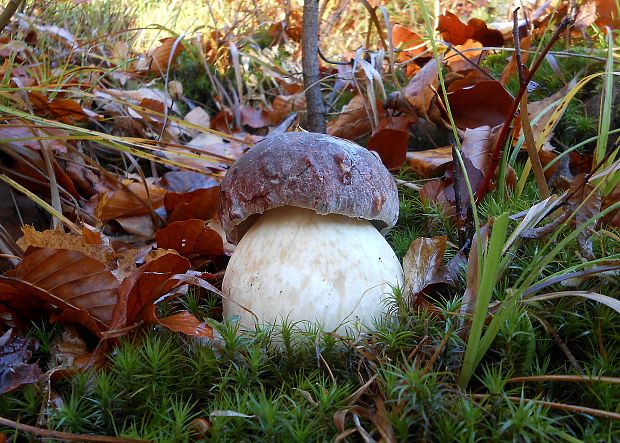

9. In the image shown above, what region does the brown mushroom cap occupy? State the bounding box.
[218,132,399,244]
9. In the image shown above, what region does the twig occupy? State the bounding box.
[507,375,620,385]
[476,17,573,203]
[302,0,327,133]
[0,416,147,442]
[535,314,584,375]
[513,9,550,199]
[318,48,352,66]
[0,0,21,34]
[471,394,620,420]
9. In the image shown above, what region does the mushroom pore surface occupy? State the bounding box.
[222,206,404,332]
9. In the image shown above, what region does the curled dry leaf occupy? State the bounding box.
[17,225,114,266]
[0,329,41,394]
[49,325,105,378]
[156,219,224,257]
[403,236,449,306]
[437,11,504,47]
[328,95,386,140]
[444,80,513,129]
[391,24,426,77]
[388,58,438,119]
[96,180,166,222]
[165,185,220,223]
[367,115,416,170]
[146,37,184,75]
[406,146,453,177]
[0,248,119,334]
[111,252,191,330]
[150,310,213,338]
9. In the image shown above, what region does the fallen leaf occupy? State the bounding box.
[147,37,184,74]
[391,24,426,76]
[445,80,513,129]
[402,236,449,306]
[151,310,213,337]
[111,253,191,329]
[0,329,41,394]
[0,248,119,334]
[156,219,224,257]
[406,146,453,177]
[184,107,211,135]
[368,126,410,170]
[49,326,104,377]
[270,93,306,124]
[328,95,385,140]
[17,226,114,266]
[165,185,220,222]
[437,12,504,47]
[96,180,166,222]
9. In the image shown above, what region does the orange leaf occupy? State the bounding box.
[151,310,213,338]
[156,219,224,257]
[437,11,504,47]
[165,186,220,222]
[96,181,166,222]
[406,146,453,177]
[0,248,119,334]
[444,80,513,129]
[368,128,409,170]
[111,253,190,329]
[149,37,184,74]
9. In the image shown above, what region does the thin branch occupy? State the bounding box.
[302,0,327,133]
[472,394,620,420]
[0,416,146,442]
[0,0,22,34]
[513,8,550,199]
[476,17,573,203]
[507,375,620,385]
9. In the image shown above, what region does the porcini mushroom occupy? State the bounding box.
[219,132,404,333]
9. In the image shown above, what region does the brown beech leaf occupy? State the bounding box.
[328,95,386,140]
[162,171,219,193]
[165,186,220,223]
[403,236,449,306]
[420,175,455,217]
[406,146,453,177]
[48,325,104,378]
[148,309,213,338]
[240,105,271,129]
[0,329,41,394]
[96,180,166,222]
[0,248,119,334]
[400,59,438,119]
[391,24,426,76]
[270,93,306,124]
[17,226,114,266]
[444,39,485,73]
[111,253,191,329]
[156,219,224,257]
[368,128,409,170]
[445,80,513,129]
[437,12,504,47]
[148,37,184,74]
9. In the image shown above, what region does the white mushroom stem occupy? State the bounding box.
[222,206,404,333]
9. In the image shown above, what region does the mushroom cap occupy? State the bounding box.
[219,132,399,243]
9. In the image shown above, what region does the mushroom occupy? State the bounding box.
[218,132,404,333]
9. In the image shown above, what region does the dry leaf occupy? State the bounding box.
[406,146,453,177]
[156,219,224,257]
[0,329,41,394]
[96,180,166,222]
[402,236,449,306]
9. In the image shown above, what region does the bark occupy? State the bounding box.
[0,0,22,34]
[302,0,327,133]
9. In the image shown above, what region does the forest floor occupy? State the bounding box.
[0,0,619,441]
